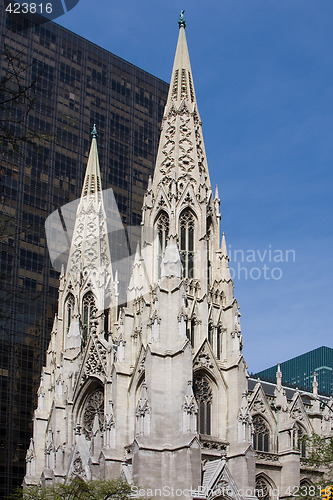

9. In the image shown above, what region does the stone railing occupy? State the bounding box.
[200,435,229,454]
[255,451,280,462]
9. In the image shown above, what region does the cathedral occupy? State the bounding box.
[24,13,333,499]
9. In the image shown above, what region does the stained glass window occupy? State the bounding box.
[255,477,270,500]
[194,375,212,435]
[253,415,270,452]
[180,210,195,278]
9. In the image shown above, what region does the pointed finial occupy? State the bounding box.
[313,372,318,398]
[178,10,186,28]
[215,184,220,200]
[276,363,282,391]
[221,232,228,257]
[91,124,98,138]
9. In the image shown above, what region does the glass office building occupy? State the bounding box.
[254,346,333,397]
[0,5,168,496]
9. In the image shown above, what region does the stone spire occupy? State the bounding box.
[65,126,113,311]
[276,363,282,391]
[151,14,211,196]
[312,372,318,398]
[220,232,232,282]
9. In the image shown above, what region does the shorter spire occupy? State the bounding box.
[220,232,232,282]
[221,232,228,257]
[312,372,318,398]
[276,363,282,391]
[178,10,186,28]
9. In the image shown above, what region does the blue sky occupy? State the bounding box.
[57,0,333,374]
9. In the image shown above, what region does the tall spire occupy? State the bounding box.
[81,125,102,200]
[65,128,113,306]
[151,13,211,196]
[167,11,197,106]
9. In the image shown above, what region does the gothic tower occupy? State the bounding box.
[25,13,256,497]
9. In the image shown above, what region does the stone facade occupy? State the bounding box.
[24,15,333,500]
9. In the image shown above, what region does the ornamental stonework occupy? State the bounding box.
[82,389,104,439]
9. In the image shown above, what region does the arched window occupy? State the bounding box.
[193,375,212,435]
[82,293,95,343]
[65,294,75,333]
[253,415,270,452]
[293,423,306,458]
[190,318,195,347]
[187,317,196,347]
[216,326,222,360]
[180,210,195,278]
[206,217,212,286]
[208,322,213,345]
[255,476,271,500]
[156,211,169,278]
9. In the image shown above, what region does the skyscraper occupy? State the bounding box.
[254,346,333,396]
[0,5,168,496]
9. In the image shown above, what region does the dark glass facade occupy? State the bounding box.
[0,6,168,496]
[254,346,333,397]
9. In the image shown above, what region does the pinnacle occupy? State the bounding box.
[81,131,102,199]
[221,232,228,257]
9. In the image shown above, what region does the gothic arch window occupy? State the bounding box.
[216,326,222,360]
[82,292,95,343]
[208,322,213,345]
[255,476,271,500]
[186,317,196,347]
[179,209,195,278]
[156,211,169,278]
[65,294,75,333]
[190,317,195,347]
[81,388,104,440]
[193,374,212,435]
[293,423,306,458]
[253,415,270,452]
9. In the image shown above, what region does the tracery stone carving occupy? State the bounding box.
[290,402,304,421]
[194,346,214,370]
[82,340,107,382]
[251,396,266,413]
[82,389,104,439]
[256,452,279,462]
[253,415,270,452]
[194,375,212,435]
[136,383,151,436]
[138,354,146,375]
[255,477,270,500]
[160,115,176,178]
[71,451,86,479]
